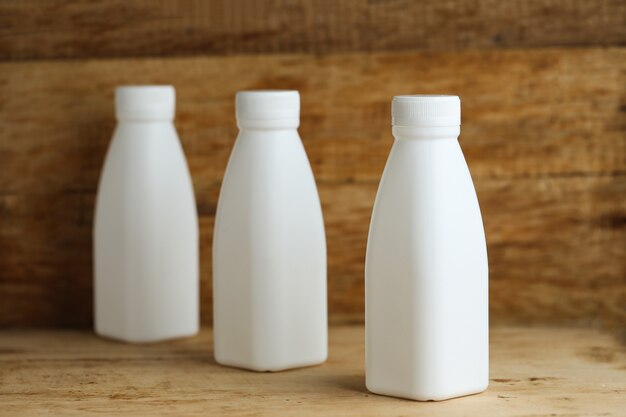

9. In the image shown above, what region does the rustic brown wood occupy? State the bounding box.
[0,50,624,328]
[1,176,624,328]
[1,0,625,60]
[0,326,624,416]
[1,49,624,195]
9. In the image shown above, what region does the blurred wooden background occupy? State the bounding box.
[0,0,624,330]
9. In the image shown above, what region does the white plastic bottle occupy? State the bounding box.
[94,86,199,343]
[365,95,488,401]
[213,90,327,371]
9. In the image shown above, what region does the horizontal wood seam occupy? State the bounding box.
[1,172,624,197]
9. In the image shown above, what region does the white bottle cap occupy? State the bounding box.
[115,85,175,121]
[236,90,300,128]
[392,95,460,127]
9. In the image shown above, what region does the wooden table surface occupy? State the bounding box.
[0,325,624,416]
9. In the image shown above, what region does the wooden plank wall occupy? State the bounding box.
[0,1,624,329]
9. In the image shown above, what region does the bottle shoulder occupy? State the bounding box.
[214,131,323,231]
[369,138,484,239]
[377,139,474,195]
[96,124,195,204]
[222,130,313,182]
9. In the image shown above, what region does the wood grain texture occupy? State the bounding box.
[0,326,624,416]
[1,48,624,194]
[1,0,625,60]
[0,48,626,328]
[1,177,624,328]
[0,49,624,328]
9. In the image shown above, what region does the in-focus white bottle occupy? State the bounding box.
[213,90,327,371]
[94,86,199,343]
[365,95,488,401]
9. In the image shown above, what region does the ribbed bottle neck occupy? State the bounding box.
[237,119,299,130]
[116,117,174,123]
[392,125,460,140]
[115,86,175,122]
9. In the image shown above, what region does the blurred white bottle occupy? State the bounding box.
[365,95,488,400]
[94,86,199,343]
[213,90,327,371]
